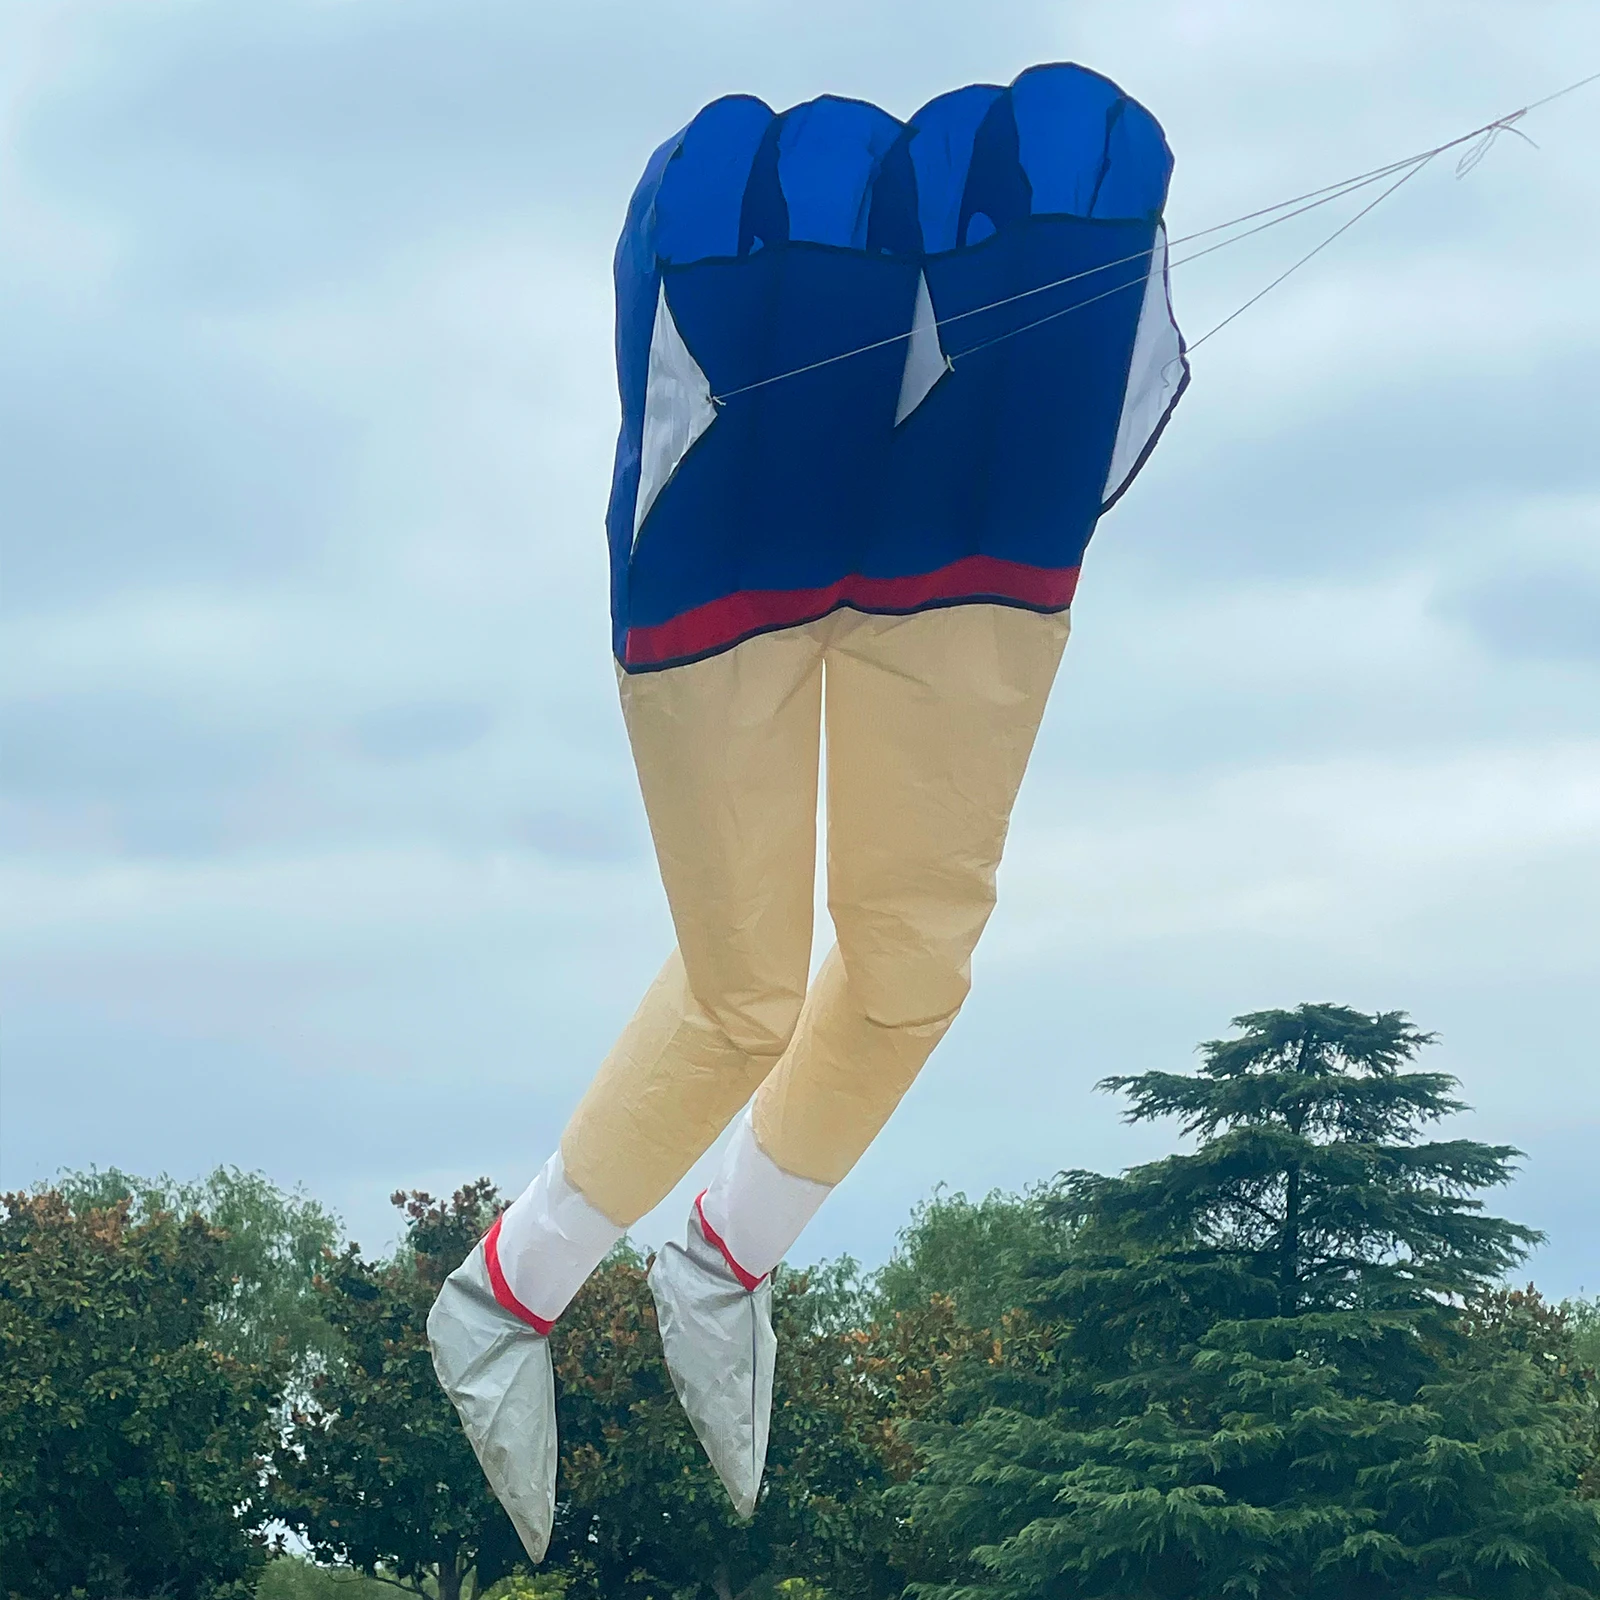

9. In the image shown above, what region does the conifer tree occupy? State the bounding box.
[901,1005,1600,1600]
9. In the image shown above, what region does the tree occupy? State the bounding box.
[256,1555,418,1600]
[0,1188,283,1600]
[1575,1296,1600,1500]
[901,1004,1600,1599]
[1569,1296,1600,1391]
[54,1164,343,1394]
[1093,1004,1538,1319]
[871,1183,1075,1335]
[270,1181,528,1600]
[1464,1285,1600,1501]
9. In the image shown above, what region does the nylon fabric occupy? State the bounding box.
[439,55,1183,1542]
[648,1207,777,1519]
[426,1244,558,1562]
[561,626,821,1225]
[1103,223,1185,503]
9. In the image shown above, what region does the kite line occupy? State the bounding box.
[709,66,1600,403]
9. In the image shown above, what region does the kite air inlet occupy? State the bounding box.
[428,61,1185,1560]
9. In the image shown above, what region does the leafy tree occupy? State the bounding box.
[871,1183,1075,1334]
[55,1164,342,1393]
[255,1556,413,1600]
[1464,1286,1600,1501]
[901,1004,1600,1599]
[270,1181,527,1600]
[1463,1285,1596,1393]
[1569,1296,1600,1385]
[0,1188,283,1600]
[1558,1295,1600,1498]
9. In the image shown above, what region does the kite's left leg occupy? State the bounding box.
[694,601,1071,1283]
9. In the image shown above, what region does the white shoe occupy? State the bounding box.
[427,1218,558,1562]
[648,1197,777,1519]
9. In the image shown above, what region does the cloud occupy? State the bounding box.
[1,0,1597,1290]
[0,307,353,606]
[346,701,496,764]
[1439,560,1600,664]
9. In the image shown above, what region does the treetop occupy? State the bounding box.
[1102,1003,1464,1143]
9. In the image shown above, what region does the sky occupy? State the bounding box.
[2,0,1597,1295]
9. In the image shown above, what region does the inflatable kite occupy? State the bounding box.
[429,61,1186,1560]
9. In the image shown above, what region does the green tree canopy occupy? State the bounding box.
[1568,1295,1600,1378]
[1091,1004,1536,1315]
[871,1183,1075,1335]
[55,1163,343,1390]
[900,1004,1600,1600]
[1463,1285,1600,1502]
[0,1188,283,1600]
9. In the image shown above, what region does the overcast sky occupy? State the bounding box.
[2,0,1597,1294]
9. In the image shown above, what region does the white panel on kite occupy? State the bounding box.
[895,270,949,425]
[634,282,718,548]
[496,1150,623,1324]
[1103,224,1186,506]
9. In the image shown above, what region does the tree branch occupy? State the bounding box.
[347,1570,427,1597]
[1220,1189,1285,1232]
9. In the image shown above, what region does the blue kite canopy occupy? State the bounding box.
[605,63,1187,671]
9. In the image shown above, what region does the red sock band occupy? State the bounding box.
[693,1192,766,1291]
[483,1216,556,1335]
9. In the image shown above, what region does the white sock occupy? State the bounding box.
[495,1150,624,1325]
[697,1107,833,1284]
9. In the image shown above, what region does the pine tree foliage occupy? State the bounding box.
[1091,1004,1536,1316]
[900,1005,1600,1600]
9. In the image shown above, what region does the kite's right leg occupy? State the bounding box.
[560,620,825,1232]
[431,625,824,1540]
[577,629,823,1517]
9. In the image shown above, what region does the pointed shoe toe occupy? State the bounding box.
[427,1242,557,1562]
[648,1217,776,1520]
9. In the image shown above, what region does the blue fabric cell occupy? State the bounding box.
[905,84,1005,253]
[958,93,1033,248]
[864,131,923,257]
[775,97,905,249]
[1092,96,1175,221]
[1009,63,1124,218]
[654,96,776,264]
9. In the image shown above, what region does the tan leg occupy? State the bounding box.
[561,624,824,1226]
[752,604,1070,1185]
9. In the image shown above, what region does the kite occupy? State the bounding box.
[428,61,1185,1561]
